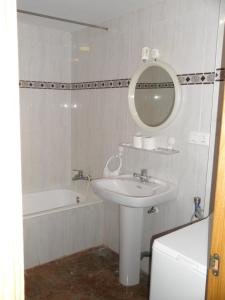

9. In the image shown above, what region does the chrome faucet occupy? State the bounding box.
[72,169,91,181]
[133,169,149,183]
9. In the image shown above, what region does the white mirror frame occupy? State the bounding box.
[128,60,181,133]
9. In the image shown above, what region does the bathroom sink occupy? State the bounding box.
[91,174,176,287]
[91,175,176,208]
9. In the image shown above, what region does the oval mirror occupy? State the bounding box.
[128,61,181,132]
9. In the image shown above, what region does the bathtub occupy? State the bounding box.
[23,186,103,269]
[23,188,101,219]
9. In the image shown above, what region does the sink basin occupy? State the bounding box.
[91,174,176,287]
[91,175,176,208]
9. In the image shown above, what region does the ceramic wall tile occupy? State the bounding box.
[70,0,222,274]
[18,21,72,82]
[215,1,225,68]
[63,203,104,257]
[20,89,71,193]
[23,218,40,269]
[19,0,223,275]
[37,213,65,265]
[23,203,104,269]
[18,20,72,193]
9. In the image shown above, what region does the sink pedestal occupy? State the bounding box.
[91,175,176,286]
[119,206,143,286]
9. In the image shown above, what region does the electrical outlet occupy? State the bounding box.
[188,131,210,146]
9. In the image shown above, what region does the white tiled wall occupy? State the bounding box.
[18,21,105,268]
[18,22,72,82]
[18,22,72,193]
[18,0,224,274]
[204,0,225,215]
[23,203,104,269]
[71,0,222,273]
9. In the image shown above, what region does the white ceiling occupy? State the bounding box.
[17,0,152,31]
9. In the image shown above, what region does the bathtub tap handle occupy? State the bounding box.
[72,169,83,180]
[72,169,83,177]
[72,169,91,181]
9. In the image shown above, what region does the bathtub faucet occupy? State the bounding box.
[72,169,91,181]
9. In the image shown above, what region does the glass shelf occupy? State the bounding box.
[120,143,179,155]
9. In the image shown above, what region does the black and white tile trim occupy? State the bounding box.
[19,71,223,91]
[215,68,225,81]
[19,79,130,90]
[136,82,174,89]
[177,72,215,85]
[19,80,71,90]
[71,79,130,90]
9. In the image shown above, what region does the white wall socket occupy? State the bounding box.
[188,131,210,146]
[141,47,160,62]
[141,47,150,62]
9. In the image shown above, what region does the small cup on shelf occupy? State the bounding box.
[143,136,156,150]
[133,133,143,148]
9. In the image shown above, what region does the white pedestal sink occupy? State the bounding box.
[119,205,143,286]
[91,175,176,286]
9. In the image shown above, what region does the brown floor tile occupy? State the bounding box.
[25,247,149,300]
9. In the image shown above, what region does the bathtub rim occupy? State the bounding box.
[23,188,103,220]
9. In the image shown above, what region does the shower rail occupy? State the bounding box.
[17,9,108,31]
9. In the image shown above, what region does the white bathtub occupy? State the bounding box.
[23,189,100,219]
[23,187,103,269]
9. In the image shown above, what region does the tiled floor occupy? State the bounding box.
[25,247,149,300]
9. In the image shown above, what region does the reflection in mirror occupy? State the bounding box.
[134,66,175,127]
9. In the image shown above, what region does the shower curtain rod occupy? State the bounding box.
[17,9,108,31]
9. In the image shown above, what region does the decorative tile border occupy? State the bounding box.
[19,70,224,91]
[177,72,215,85]
[71,79,130,90]
[215,68,225,81]
[136,82,174,89]
[19,80,71,90]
